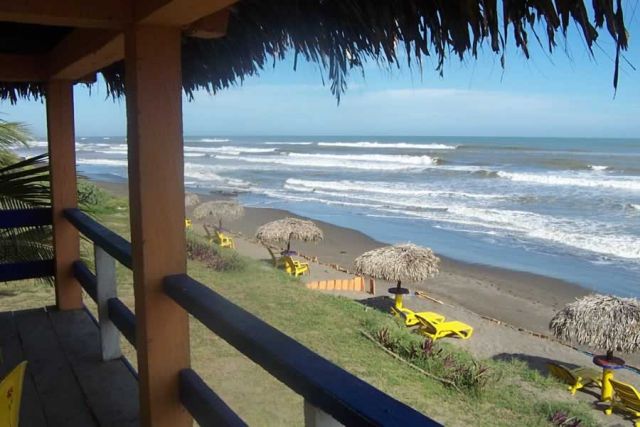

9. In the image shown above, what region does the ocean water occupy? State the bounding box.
[17,136,640,296]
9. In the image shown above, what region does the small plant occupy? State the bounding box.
[549,410,583,427]
[186,233,244,272]
[368,324,494,395]
[443,359,491,396]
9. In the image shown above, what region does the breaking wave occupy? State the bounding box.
[497,171,640,191]
[317,141,456,150]
[214,153,437,171]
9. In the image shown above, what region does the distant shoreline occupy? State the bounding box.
[94,179,588,335]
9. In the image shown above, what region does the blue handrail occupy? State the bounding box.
[64,209,132,269]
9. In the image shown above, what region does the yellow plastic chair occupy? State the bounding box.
[185,218,192,230]
[607,379,640,425]
[546,362,602,395]
[283,256,309,277]
[0,361,27,427]
[390,293,445,327]
[213,229,235,249]
[415,314,473,340]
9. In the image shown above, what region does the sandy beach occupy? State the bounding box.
[98,180,586,335]
[96,179,640,424]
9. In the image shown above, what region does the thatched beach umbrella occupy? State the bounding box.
[193,200,244,229]
[550,294,640,402]
[185,193,200,208]
[353,243,440,292]
[550,294,640,358]
[255,217,323,252]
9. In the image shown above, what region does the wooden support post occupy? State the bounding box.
[95,245,121,361]
[125,25,190,427]
[46,80,83,310]
[304,400,343,427]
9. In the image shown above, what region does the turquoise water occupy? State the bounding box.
[17,136,640,296]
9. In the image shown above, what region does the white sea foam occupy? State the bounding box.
[95,150,128,155]
[214,153,435,171]
[198,138,230,143]
[285,178,503,200]
[264,141,313,145]
[497,171,640,191]
[184,163,250,189]
[629,204,640,211]
[184,146,276,154]
[77,159,128,167]
[184,153,207,158]
[317,141,456,150]
[380,205,640,260]
[287,152,438,165]
[589,165,609,171]
[28,140,48,147]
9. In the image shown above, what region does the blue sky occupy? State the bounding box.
[3,17,639,138]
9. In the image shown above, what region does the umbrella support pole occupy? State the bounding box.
[602,368,614,404]
[394,293,403,310]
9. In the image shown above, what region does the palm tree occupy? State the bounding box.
[0,119,53,280]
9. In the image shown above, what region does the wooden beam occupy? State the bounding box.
[46,80,83,311]
[48,30,123,80]
[137,0,237,26]
[0,54,46,82]
[0,0,129,29]
[40,0,236,81]
[125,25,190,427]
[185,8,230,39]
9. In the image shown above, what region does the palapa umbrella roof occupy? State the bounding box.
[255,217,323,244]
[185,193,201,208]
[192,200,244,222]
[0,1,629,103]
[550,294,640,354]
[353,243,440,283]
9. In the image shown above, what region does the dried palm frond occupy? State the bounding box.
[255,217,323,249]
[353,243,440,284]
[192,200,244,228]
[1,0,629,102]
[550,294,640,354]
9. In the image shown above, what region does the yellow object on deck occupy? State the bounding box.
[606,379,640,425]
[283,256,309,277]
[0,361,27,427]
[415,314,473,341]
[185,218,192,229]
[212,229,235,249]
[391,293,445,327]
[546,362,602,395]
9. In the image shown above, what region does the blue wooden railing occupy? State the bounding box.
[0,208,55,282]
[64,208,441,426]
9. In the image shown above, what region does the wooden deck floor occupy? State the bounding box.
[0,307,139,426]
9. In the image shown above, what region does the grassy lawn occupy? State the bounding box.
[0,187,599,426]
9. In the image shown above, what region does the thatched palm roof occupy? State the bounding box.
[192,200,244,222]
[550,294,640,354]
[0,0,629,103]
[185,193,201,208]
[255,217,323,244]
[353,243,440,283]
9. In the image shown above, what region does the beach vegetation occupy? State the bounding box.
[77,180,126,215]
[185,229,245,272]
[0,123,53,280]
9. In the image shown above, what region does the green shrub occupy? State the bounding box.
[77,180,124,214]
[186,231,245,272]
[365,320,494,395]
